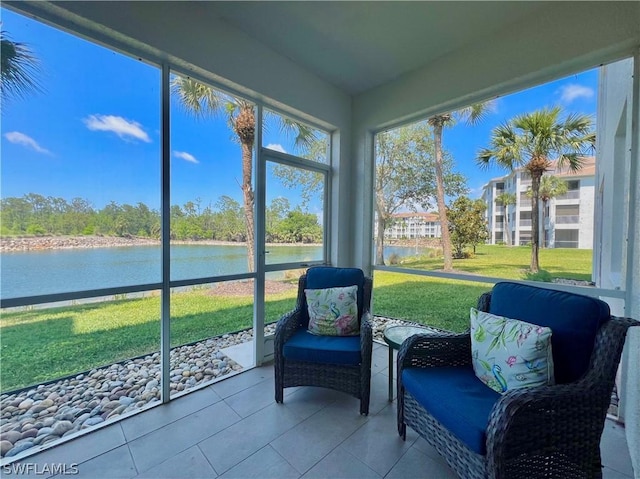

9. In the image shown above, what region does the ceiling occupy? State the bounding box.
[207,1,545,95]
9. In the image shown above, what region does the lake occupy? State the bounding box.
[1,244,428,299]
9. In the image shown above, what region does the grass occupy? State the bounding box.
[395,244,592,281]
[0,289,297,392]
[0,244,592,392]
[372,244,592,331]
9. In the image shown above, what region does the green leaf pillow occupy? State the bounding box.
[305,285,359,336]
[470,308,554,393]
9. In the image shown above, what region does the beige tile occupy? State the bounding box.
[135,446,218,478]
[301,447,381,479]
[218,445,299,479]
[199,402,303,474]
[270,401,368,474]
[128,401,240,473]
[121,386,222,441]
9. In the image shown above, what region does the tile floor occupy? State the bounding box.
[2,342,635,479]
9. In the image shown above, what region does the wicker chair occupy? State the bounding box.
[274,267,373,415]
[397,281,639,479]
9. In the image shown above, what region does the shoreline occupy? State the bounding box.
[0,235,322,253]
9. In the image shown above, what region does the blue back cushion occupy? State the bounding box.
[403,366,499,455]
[282,329,361,365]
[489,282,610,384]
[306,267,366,320]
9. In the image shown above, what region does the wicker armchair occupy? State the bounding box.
[397,282,639,479]
[274,267,373,415]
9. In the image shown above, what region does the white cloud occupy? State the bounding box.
[266,143,286,154]
[83,114,151,142]
[4,131,52,155]
[173,150,199,164]
[559,84,594,103]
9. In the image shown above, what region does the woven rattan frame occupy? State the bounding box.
[397,290,639,479]
[274,273,373,415]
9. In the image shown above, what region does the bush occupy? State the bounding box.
[26,223,46,236]
[525,270,552,282]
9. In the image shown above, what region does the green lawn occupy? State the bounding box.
[0,244,592,392]
[0,289,296,392]
[373,244,592,331]
[395,244,592,281]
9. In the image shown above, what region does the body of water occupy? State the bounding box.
[1,244,429,299]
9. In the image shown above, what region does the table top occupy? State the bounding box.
[383,325,434,349]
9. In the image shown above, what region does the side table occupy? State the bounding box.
[383,324,434,402]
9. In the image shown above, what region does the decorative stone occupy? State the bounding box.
[5,441,34,457]
[36,427,54,437]
[83,417,104,427]
[118,396,135,407]
[20,429,38,440]
[0,318,381,460]
[0,430,21,444]
[17,399,34,410]
[51,421,73,436]
[0,440,13,456]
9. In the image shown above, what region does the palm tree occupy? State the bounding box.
[477,107,594,272]
[494,192,516,246]
[428,102,492,271]
[1,31,41,103]
[530,174,568,248]
[171,77,315,271]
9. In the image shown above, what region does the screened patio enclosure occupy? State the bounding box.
[2,0,640,470]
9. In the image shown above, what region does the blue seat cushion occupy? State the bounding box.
[403,366,499,455]
[489,282,610,384]
[283,329,361,365]
[306,267,365,321]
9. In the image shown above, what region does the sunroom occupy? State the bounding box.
[1,1,639,478]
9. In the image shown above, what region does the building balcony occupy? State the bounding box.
[556,215,580,224]
[1,346,633,479]
[556,190,581,200]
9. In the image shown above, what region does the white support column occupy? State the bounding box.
[623,51,640,478]
[254,106,265,366]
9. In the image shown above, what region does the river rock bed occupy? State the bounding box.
[0,235,159,252]
[0,316,412,460]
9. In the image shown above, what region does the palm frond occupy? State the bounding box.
[278,117,319,152]
[459,100,495,126]
[170,76,229,119]
[1,31,42,102]
[476,121,521,170]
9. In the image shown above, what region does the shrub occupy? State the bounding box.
[388,253,400,265]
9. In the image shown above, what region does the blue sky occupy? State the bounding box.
[1,7,598,214]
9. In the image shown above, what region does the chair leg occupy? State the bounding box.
[360,398,369,416]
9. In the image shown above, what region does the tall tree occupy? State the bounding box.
[495,192,516,246]
[428,102,492,271]
[477,107,594,272]
[375,121,466,265]
[528,174,568,248]
[447,196,488,258]
[171,77,315,270]
[1,31,41,104]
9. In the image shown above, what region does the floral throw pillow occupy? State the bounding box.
[470,308,554,394]
[305,285,359,336]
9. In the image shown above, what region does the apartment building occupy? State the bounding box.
[383,212,442,239]
[482,157,595,248]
